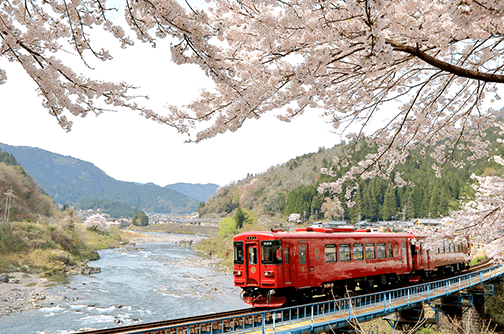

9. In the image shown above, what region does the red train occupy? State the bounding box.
[233,227,470,307]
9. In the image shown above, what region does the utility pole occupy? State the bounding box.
[3,187,14,223]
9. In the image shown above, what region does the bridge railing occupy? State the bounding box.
[131,265,503,334]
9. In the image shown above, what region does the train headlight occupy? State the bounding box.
[233,270,242,276]
[264,271,274,277]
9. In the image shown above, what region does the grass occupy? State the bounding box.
[0,221,129,275]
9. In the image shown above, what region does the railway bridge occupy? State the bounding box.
[84,264,503,334]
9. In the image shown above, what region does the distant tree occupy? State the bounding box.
[198,202,205,217]
[380,187,397,221]
[61,204,70,212]
[132,211,149,226]
[288,213,302,224]
[218,217,238,236]
[84,214,109,232]
[321,197,344,220]
[0,150,18,166]
[234,207,245,230]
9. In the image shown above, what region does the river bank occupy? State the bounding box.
[0,231,214,321]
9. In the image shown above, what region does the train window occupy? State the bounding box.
[457,244,461,252]
[365,244,375,260]
[451,244,456,253]
[284,247,289,264]
[441,243,445,254]
[388,243,393,258]
[340,244,351,262]
[299,244,307,265]
[377,243,386,259]
[353,243,363,261]
[249,247,257,265]
[402,242,406,259]
[325,245,337,263]
[261,240,282,265]
[234,241,244,264]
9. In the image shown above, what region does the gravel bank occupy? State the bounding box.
[0,272,65,317]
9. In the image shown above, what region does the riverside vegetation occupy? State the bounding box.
[0,152,130,275]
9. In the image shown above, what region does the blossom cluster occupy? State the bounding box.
[422,156,504,261]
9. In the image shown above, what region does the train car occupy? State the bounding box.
[233,228,470,307]
[410,235,470,281]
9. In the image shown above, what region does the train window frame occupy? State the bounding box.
[234,241,244,264]
[299,244,307,265]
[388,243,393,258]
[340,244,351,262]
[353,243,363,261]
[261,240,282,265]
[365,243,375,260]
[377,243,386,259]
[249,247,257,265]
[325,244,337,263]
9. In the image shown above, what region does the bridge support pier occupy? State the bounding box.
[435,285,492,334]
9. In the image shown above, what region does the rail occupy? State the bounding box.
[84,265,503,334]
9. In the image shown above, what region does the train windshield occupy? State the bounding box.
[261,240,282,265]
[234,241,244,264]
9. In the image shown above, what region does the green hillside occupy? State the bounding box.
[0,159,58,222]
[0,143,199,214]
[199,132,504,223]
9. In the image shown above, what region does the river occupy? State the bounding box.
[0,237,247,334]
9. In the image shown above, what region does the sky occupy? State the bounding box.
[0,26,341,187]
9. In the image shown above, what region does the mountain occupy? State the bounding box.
[165,183,219,202]
[0,143,201,214]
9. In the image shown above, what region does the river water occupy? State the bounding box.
[0,237,247,334]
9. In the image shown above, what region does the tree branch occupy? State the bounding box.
[386,39,504,83]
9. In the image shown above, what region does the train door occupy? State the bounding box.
[297,243,310,288]
[245,242,260,286]
[283,244,292,284]
[402,241,412,272]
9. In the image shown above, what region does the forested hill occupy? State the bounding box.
[0,154,58,221]
[0,143,216,214]
[199,132,504,223]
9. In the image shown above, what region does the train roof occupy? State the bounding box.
[234,230,415,240]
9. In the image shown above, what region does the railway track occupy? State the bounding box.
[80,308,259,334]
[80,262,496,334]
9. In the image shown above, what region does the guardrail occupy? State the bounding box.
[130,265,503,334]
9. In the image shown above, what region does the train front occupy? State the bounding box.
[233,232,287,307]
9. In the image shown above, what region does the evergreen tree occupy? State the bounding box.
[234,207,246,229]
[132,211,149,226]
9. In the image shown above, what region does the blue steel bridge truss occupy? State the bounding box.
[131,265,503,334]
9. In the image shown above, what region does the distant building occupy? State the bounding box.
[412,218,443,229]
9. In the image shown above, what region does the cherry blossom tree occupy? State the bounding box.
[422,155,504,261]
[84,213,109,232]
[288,213,302,224]
[3,0,504,196]
[321,197,344,220]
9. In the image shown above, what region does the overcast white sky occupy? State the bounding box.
[0,27,340,187]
